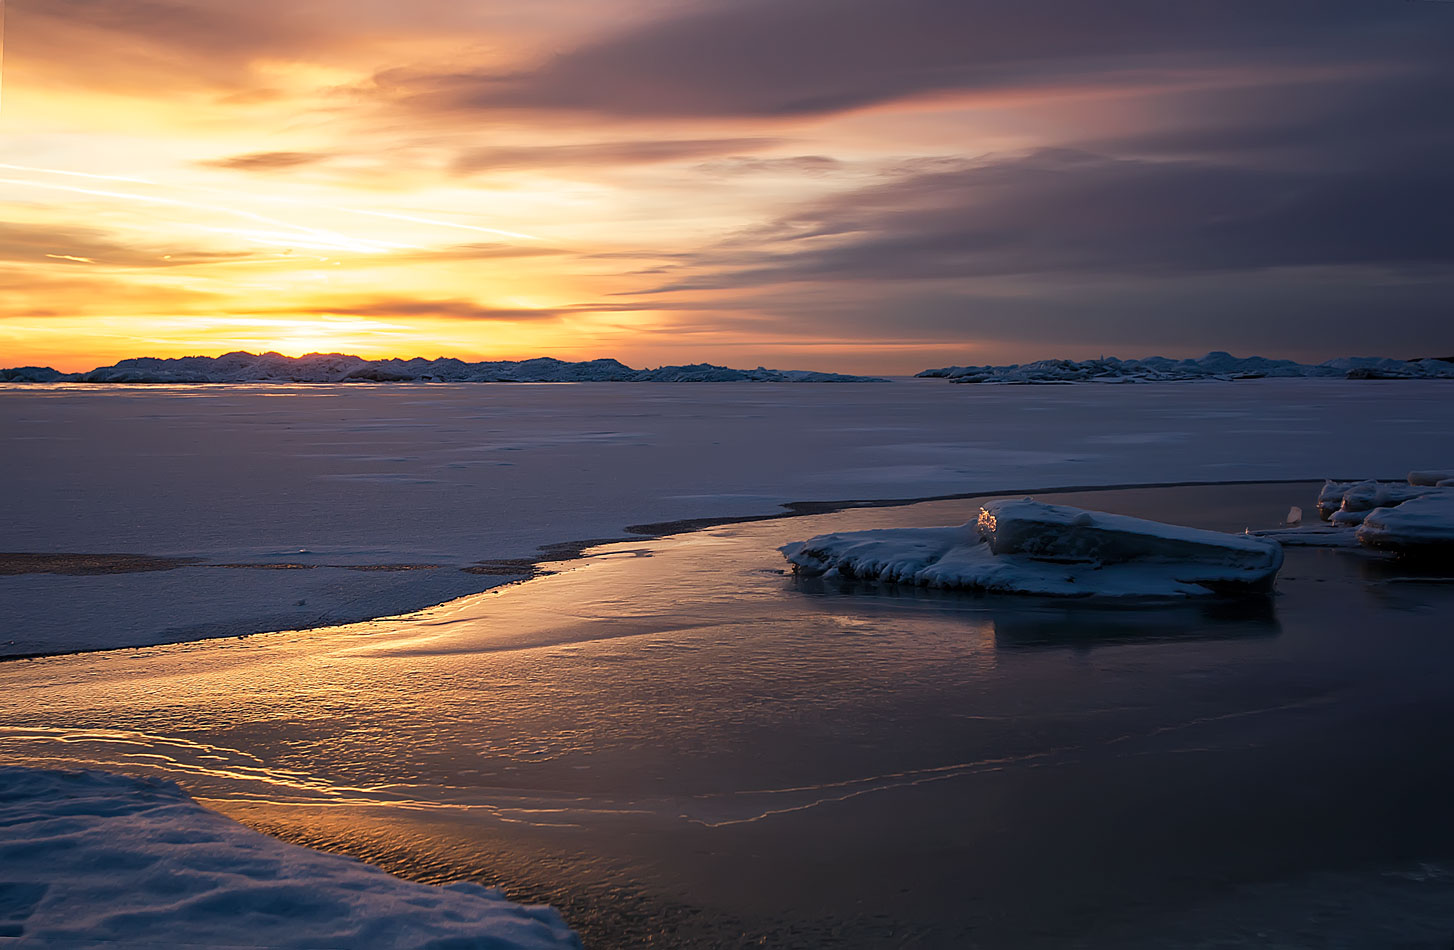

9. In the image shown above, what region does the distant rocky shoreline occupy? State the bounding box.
[0,351,881,384]
[918,351,1454,383]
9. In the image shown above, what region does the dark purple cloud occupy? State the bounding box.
[379,0,1451,118]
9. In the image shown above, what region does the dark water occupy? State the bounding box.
[4,482,1454,948]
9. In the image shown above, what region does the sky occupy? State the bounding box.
[2,0,1452,374]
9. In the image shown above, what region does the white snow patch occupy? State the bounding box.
[780,499,1283,598]
[0,766,580,948]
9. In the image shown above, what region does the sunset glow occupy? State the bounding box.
[3,1,1451,372]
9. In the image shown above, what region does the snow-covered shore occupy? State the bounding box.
[0,766,579,948]
[4,378,1453,656]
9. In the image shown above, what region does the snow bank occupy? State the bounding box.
[1,351,880,384]
[0,766,580,948]
[918,351,1454,384]
[781,499,1283,598]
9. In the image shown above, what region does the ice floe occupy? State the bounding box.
[0,766,580,949]
[1261,472,1454,555]
[780,499,1284,598]
[1357,494,1454,554]
[917,351,1454,384]
[0,351,880,384]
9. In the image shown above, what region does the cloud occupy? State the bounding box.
[279,298,570,321]
[375,0,1450,119]
[639,134,1454,291]
[200,151,328,171]
[450,138,781,174]
[0,222,259,268]
[693,156,843,178]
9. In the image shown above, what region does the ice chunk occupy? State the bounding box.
[1318,480,1360,520]
[977,499,1283,572]
[1337,480,1439,513]
[1409,470,1454,487]
[1285,506,1303,526]
[781,500,1283,599]
[1356,492,1454,554]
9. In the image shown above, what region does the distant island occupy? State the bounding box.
[0,352,882,384]
[5,350,1454,385]
[919,352,1454,384]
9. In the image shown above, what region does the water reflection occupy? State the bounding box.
[990,597,1281,650]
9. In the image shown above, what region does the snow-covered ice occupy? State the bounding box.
[0,766,579,948]
[781,499,1283,598]
[1357,493,1454,553]
[918,351,1454,384]
[1261,473,1454,553]
[1410,470,1454,487]
[3,378,1452,654]
[1319,479,1441,526]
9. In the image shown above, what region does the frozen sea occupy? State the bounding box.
[5,480,1454,946]
[3,379,1454,946]
[3,378,1453,656]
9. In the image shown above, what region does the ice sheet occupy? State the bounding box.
[3,378,1451,653]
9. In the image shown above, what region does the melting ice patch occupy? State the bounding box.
[0,766,580,949]
[781,499,1283,598]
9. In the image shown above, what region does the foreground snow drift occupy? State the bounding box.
[781,499,1283,598]
[0,767,580,949]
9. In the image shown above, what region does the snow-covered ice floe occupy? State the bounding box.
[780,499,1284,598]
[1259,471,1454,555]
[1356,494,1454,554]
[0,766,580,949]
[917,351,1454,384]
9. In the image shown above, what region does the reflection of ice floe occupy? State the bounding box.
[781,499,1283,598]
[989,598,1280,649]
[1267,472,1454,556]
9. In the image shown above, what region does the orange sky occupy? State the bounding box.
[3,1,1451,373]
